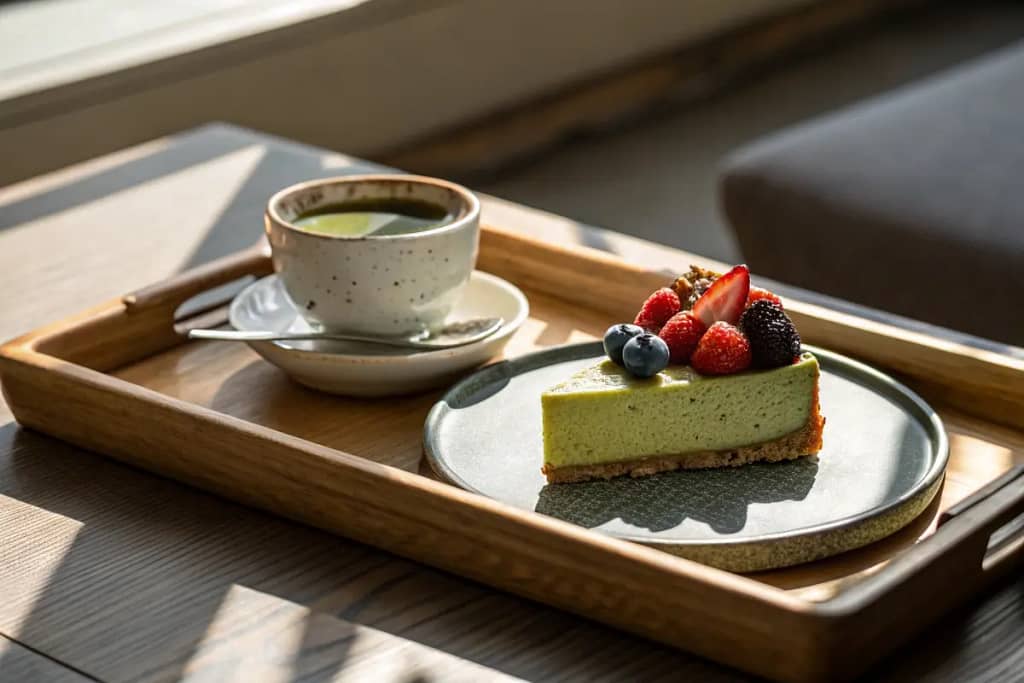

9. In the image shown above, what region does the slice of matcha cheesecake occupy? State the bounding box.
[540,263,824,484]
[541,354,824,483]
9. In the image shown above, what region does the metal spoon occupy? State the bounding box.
[187,317,504,350]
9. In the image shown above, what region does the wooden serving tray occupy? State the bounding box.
[2,225,1022,683]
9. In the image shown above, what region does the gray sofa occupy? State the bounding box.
[720,40,1024,346]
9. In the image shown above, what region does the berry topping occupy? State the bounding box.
[603,323,644,366]
[671,275,694,302]
[673,264,721,308]
[691,264,750,326]
[634,287,681,331]
[739,300,801,368]
[633,315,662,335]
[622,333,670,378]
[658,311,706,364]
[686,278,714,309]
[747,286,783,309]
[690,322,752,375]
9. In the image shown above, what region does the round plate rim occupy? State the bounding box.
[423,341,949,548]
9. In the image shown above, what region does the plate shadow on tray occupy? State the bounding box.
[536,457,819,534]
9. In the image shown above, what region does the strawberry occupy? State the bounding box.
[634,287,680,332]
[692,264,750,326]
[747,286,783,309]
[658,311,706,364]
[690,322,752,375]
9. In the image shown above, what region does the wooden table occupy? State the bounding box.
[1,125,1020,683]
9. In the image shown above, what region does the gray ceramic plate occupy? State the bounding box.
[424,343,948,572]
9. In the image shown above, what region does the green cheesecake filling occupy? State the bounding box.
[542,353,819,467]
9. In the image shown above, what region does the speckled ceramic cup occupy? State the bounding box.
[265,175,480,336]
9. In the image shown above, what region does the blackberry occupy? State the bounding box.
[739,301,801,368]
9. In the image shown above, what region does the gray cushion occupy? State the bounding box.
[720,40,1024,345]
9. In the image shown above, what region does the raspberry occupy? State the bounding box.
[633,314,662,335]
[634,287,680,331]
[690,322,752,375]
[739,301,801,368]
[658,311,706,364]
[747,286,783,309]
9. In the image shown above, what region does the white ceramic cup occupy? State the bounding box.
[265,175,480,336]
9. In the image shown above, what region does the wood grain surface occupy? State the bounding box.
[1,125,1022,682]
[0,635,95,683]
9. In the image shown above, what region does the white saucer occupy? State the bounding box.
[228,272,529,396]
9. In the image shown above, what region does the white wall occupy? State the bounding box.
[0,0,810,184]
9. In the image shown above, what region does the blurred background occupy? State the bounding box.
[3,0,1023,343]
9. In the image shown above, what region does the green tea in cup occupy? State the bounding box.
[293,198,454,237]
[266,174,480,336]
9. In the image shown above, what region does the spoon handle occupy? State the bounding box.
[186,318,503,349]
[187,328,435,348]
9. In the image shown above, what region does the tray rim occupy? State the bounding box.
[423,341,949,558]
[1,230,1021,683]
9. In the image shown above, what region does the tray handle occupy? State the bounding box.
[123,241,273,314]
[937,465,1024,571]
[830,465,1024,640]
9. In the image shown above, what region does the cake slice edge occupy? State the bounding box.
[541,395,825,484]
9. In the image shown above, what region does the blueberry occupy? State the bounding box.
[622,333,670,378]
[603,323,644,366]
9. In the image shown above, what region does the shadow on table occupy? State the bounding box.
[0,128,247,234]
[0,423,745,683]
[0,123,385,272]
